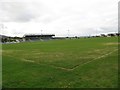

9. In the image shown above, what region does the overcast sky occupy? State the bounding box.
[0,0,119,37]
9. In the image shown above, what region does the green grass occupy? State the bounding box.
[2,37,118,88]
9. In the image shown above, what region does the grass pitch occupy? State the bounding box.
[2,37,118,88]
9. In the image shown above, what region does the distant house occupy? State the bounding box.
[23,34,55,41]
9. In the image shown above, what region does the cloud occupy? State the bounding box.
[0,0,119,36]
[0,1,44,22]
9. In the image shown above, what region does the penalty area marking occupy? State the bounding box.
[20,49,118,71]
[49,49,118,71]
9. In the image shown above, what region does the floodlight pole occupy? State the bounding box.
[67,29,70,37]
[41,29,43,35]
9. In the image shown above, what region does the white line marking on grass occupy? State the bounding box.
[49,65,72,71]
[4,55,35,63]
[21,58,72,71]
[69,49,118,70]
[8,49,117,71]
[22,59,35,63]
[20,57,72,71]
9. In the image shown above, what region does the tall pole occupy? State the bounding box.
[67,29,70,37]
[41,29,43,35]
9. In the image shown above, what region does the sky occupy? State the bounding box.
[0,0,119,37]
